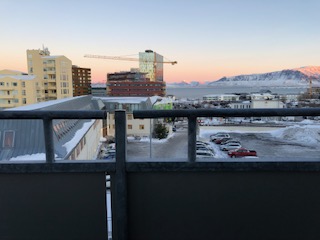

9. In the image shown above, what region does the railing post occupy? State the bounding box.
[188,116,197,162]
[114,110,128,240]
[43,118,55,163]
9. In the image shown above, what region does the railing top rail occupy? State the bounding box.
[0,110,107,120]
[133,108,320,119]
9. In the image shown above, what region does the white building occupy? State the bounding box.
[203,94,240,101]
[230,101,251,109]
[95,97,155,138]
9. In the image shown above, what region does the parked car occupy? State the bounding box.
[210,133,230,143]
[196,141,214,151]
[220,140,241,147]
[228,148,257,158]
[196,146,214,153]
[220,142,242,151]
[103,152,116,160]
[214,137,231,144]
[196,150,215,158]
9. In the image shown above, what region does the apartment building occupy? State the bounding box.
[0,70,40,109]
[72,65,92,96]
[107,70,166,97]
[27,47,73,101]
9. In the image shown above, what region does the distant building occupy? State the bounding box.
[107,70,166,97]
[139,50,163,82]
[27,47,73,101]
[95,96,171,138]
[96,96,153,138]
[229,101,251,109]
[203,94,240,101]
[91,83,107,96]
[72,65,91,96]
[0,70,39,109]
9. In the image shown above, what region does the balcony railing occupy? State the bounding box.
[1,108,320,240]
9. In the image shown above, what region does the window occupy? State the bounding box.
[22,82,25,87]
[22,98,27,104]
[139,125,144,130]
[3,131,15,148]
[12,82,17,87]
[127,114,133,120]
[128,124,132,129]
[0,82,4,86]
[22,90,26,95]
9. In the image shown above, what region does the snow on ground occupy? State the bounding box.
[269,125,320,146]
[127,132,175,144]
[9,153,58,161]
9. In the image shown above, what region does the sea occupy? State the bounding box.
[166,86,308,99]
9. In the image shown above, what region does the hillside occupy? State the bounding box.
[167,66,320,87]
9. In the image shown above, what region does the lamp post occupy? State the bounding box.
[150,118,152,158]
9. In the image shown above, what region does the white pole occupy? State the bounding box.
[149,118,152,158]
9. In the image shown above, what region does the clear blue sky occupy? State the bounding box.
[1,0,320,83]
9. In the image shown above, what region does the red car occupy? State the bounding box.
[228,148,257,158]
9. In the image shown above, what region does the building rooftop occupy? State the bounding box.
[0,96,104,160]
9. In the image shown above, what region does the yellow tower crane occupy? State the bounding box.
[84,54,177,65]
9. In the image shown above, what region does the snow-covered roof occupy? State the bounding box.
[1,96,104,161]
[93,96,150,104]
[42,55,64,59]
[7,96,85,111]
[0,74,36,81]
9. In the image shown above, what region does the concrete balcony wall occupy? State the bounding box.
[123,169,320,240]
[0,172,108,240]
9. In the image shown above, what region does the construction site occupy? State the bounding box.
[85,50,177,97]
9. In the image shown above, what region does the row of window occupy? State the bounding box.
[0,90,18,95]
[0,98,27,104]
[1,131,15,148]
[69,136,87,160]
[0,82,18,87]
[110,124,145,130]
[233,105,251,109]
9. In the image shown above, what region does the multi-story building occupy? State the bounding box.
[139,50,163,82]
[26,47,73,101]
[72,65,91,96]
[203,94,240,102]
[0,70,40,109]
[107,70,166,97]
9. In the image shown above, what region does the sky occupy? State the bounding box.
[1,0,320,83]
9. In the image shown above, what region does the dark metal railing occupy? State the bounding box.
[133,108,320,162]
[1,108,320,240]
[0,110,107,163]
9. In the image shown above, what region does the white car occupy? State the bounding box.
[210,133,230,141]
[196,150,215,158]
[196,141,214,150]
[220,142,242,151]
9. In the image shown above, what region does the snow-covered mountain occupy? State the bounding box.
[208,66,320,87]
[167,66,320,88]
[167,81,200,87]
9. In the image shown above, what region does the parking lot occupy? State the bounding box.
[127,123,319,160]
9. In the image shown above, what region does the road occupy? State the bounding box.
[127,122,188,160]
